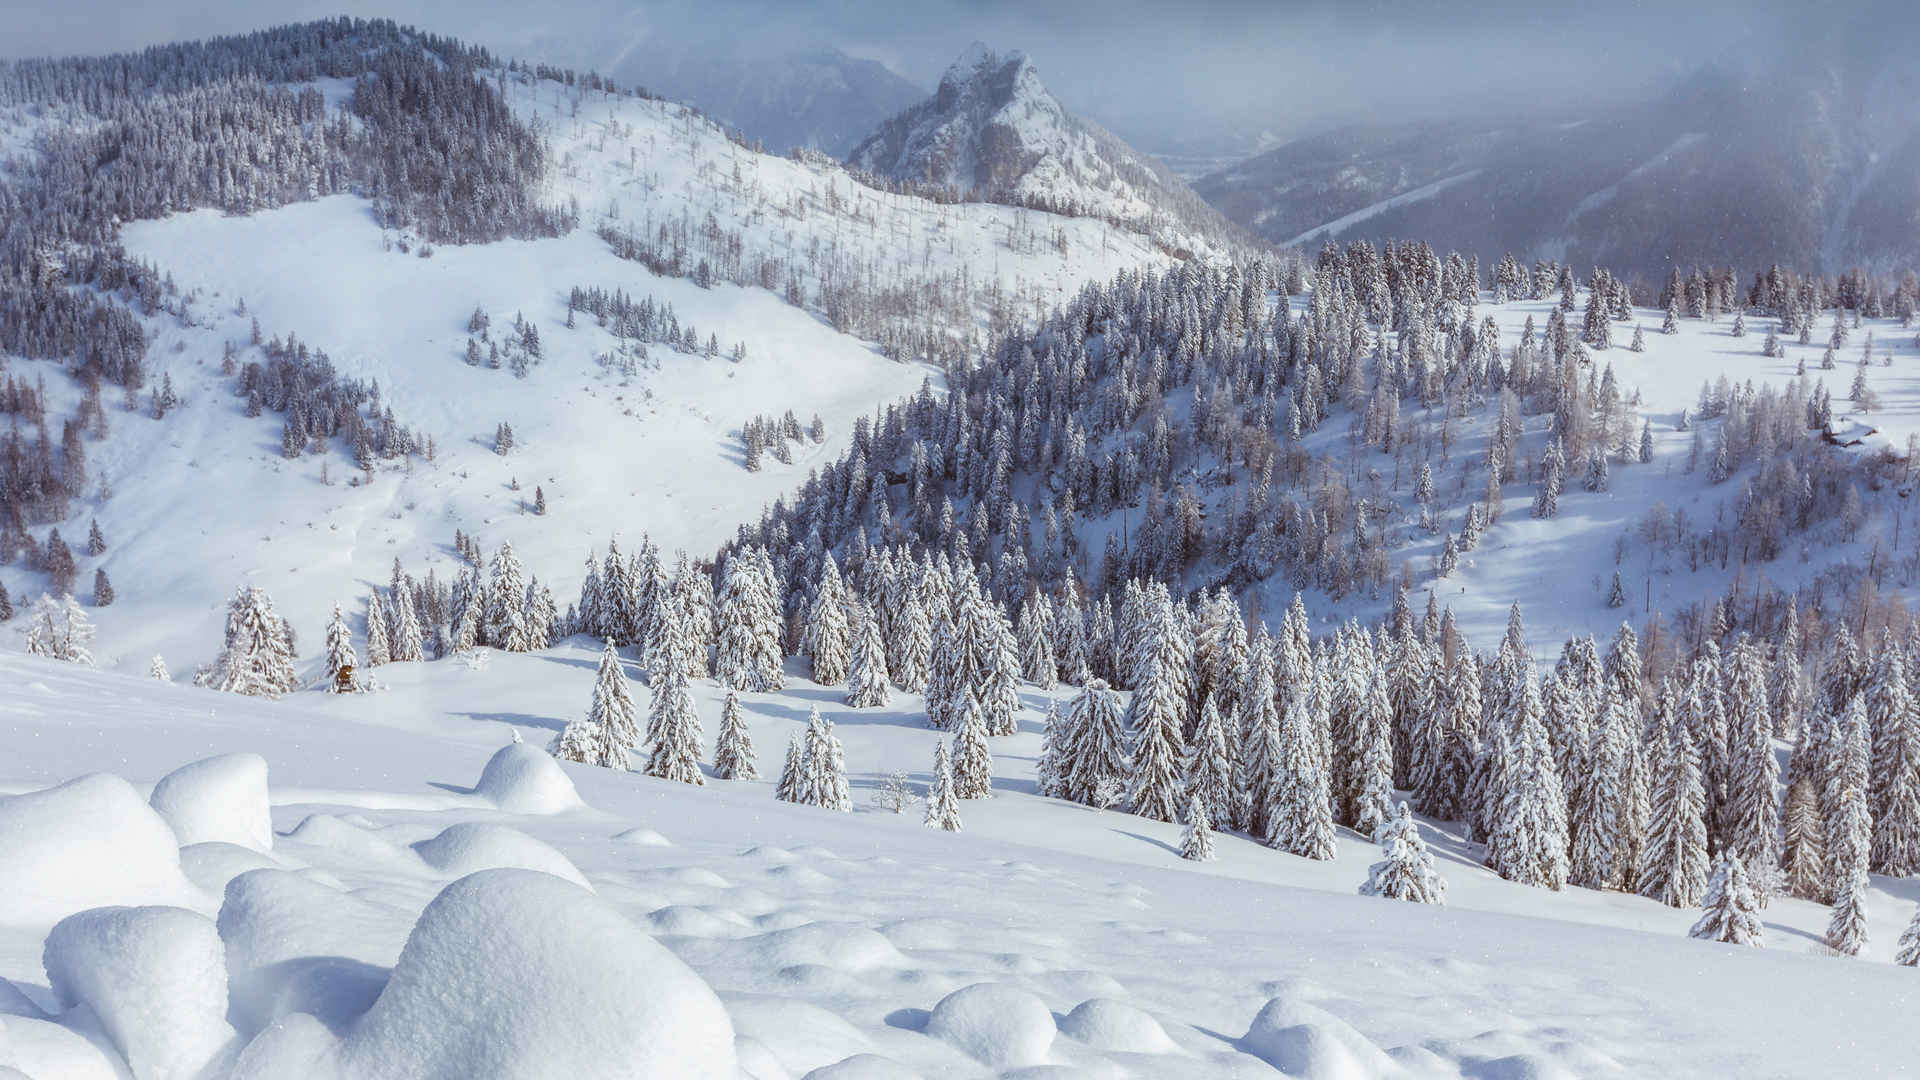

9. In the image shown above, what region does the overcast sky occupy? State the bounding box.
[0,0,1890,152]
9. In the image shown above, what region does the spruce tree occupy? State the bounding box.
[486,541,533,651]
[1689,851,1764,946]
[551,639,635,770]
[775,733,804,802]
[1826,698,1873,901]
[1036,699,1066,798]
[1180,792,1216,862]
[91,569,113,607]
[1781,774,1829,901]
[200,586,298,697]
[845,609,893,708]
[1265,689,1336,860]
[1868,649,1920,876]
[797,707,851,811]
[1570,684,1633,890]
[324,602,357,691]
[365,588,391,666]
[1061,679,1129,807]
[952,691,994,799]
[1487,676,1570,890]
[716,547,784,691]
[390,589,424,662]
[1185,695,1234,827]
[1724,641,1781,875]
[1017,592,1058,688]
[1640,723,1710,907]
[643,613,705,785]
[713,690,757,780]
[1360,801,1447,904]
[891,586,933,693]
[1127,650,1189,823]
[1895,903,1920,966]
[804,556,853,686]
[924,740,962,832]
[1825,866,1870,957]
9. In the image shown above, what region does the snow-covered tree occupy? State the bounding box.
[485,541,533,651]
[775,733,804,803]
[1180,792,1216,863]
[890,586,933,693]
[1486,675,1570,890]
[1127,649,1189,823]
[1185,695,1234,827]
[551,638,636,769]
[364,588,391,666]
[1360,801,1447,904]
[1060,679,1129,806]
[796,707,851,811]
[24,593,94,665]
[713,690,757,780]
[148,655,169,682]
[1825,865,1870,957]
[1690,851,1764,946]
[643,608,705,785]
[1640,723,1710,908]
[1895,903,1920,966]
[389,589,424,662]
[924,740,962,832]
[199,586,297,697]
[845,608,893,708]
[804,556,853,686]
[716,547,784,691]
[1781,774,1829,901]
[1868,649,1920,876]
[952,691,994,799]
[324,602,357,691]
[1265,688,1336,860]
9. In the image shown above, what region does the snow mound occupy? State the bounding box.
[727,998,872,1076]
[1058,998,1178,1054]
[0,978,42,1019]
[764,863,835,889]
[653,866,732,888]
[924,983,1056,1069]
[217,869,411,1034]
[1241,993,1402,1080]
[744,923,908,973]
[0,774,200,926]
[646,905,754,938]
[42,905,236,1080]
[178,842,283,896]
[800,1053,921,1079]
[410,823,591,889]
[472,743,583,814]
[0,1015,131,1080]
[613,827,673,847]
[148,754,273,852]
[310,869,733,1079]
[283,814,417,869]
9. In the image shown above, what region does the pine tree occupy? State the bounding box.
[1638,420,1654,463]
[551,638,636,769]
[1570,684,1633,890]
[775,733,804,802]
[364,588,391,666]
[1606,570,1627,609]
[1827,698,1873,903]
[716,548,784,691]
[1825,865,1870,957]
[1360,801,1447,904]
[952,691,994,799]
[0,582,11,623]
[797,707,851,811]
[1017,592,1057,688]
[1724,641,1781,875]
[390,589,424,662]
[924,740,962,832]
[1486,676,1571,890]
[643,612,705,785]
[1868,649,1920,876]
[1127,649,1189,823]
[86,518,106,556]
[199,586,297,697]
[1180,792,1216,862]
[1640,723,1710,907]
[1895,903,1920,966]
[713,690,757,780]
[1185,695,1235,827]
[148,654,169,682]
[1689,851,1764,946]
[804,556,853,686]
[1265,688,1336,860]
[890,587,933,693]
[1781,774,1829,901]
[845,609,893,707]
[324,602,357,691]
[486,541,533,651]
[1061,679,1129,807]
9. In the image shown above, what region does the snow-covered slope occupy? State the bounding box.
[847,44,1242,258]
[2,650,1913,1079]
[0,67,1188,675]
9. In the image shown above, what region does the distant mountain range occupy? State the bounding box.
[846,44,1245,256]
[1195,40,1920,277]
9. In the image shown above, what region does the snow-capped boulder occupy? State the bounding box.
[217,869,412,1035]
[0,774,199,926]
[472,742,583,814]
[924,982,1056,1069]
[1242,993,1401,1080]
[148,753,273,852]
[410,822,591,889]
[1058,997,1178,1054]
[284,869,736,1079]
[42,905,236,1080]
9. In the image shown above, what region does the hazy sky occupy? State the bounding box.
[0,0,1886,152]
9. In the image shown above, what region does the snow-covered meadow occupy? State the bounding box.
[1,647,1915,1079]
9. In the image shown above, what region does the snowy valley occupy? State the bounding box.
[1,14,1918,1080]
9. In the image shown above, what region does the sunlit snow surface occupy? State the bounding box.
[1,651,1914,1078]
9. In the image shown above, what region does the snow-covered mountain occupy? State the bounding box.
[847,43,1243,258]
[1196,35,1920,276]
[601,42,925,158]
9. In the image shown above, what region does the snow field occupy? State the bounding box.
[2,651,1917,1078]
